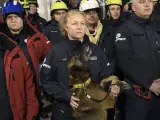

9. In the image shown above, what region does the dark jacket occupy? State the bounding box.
[40,35,114,112]
[0,49,13,120]
[100,19,124,62]
[0,22,53,96]
[101,19,124,80]
[43,19,64,44]
[115,15,160,88]
[26,13,47,32]
[0,32,39,120]
[120,11,134,21]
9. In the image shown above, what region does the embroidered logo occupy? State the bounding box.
[115,33,126,42]
[107,63,110,66]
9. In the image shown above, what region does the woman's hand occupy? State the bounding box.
[70,93,80,109]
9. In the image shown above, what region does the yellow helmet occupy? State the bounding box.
[51,0,68,11]
[18,0,26,4]
[23,4,29,9]
[18,0,29,9]
[28,0,38,4]
[106,0,123,6]
[28,0,38,7]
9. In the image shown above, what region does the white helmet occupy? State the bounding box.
[79,0,100,12]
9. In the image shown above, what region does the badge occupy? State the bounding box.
[90,56,97,60]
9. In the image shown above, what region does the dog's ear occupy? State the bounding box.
[80,45,92,63]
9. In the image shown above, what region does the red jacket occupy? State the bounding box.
[0,22,53,96]
[25,23,53,95]
[0,33,39,120]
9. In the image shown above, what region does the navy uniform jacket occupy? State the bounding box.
[40,35,114,111]
[115,15,160,89]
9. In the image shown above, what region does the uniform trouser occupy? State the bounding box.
[125,91,160,120]
[51,106,73,120]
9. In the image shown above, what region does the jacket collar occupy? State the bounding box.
[132,14,151,25]
[0,22,36,51]
[65,35,90,56]
[0,22,36,41]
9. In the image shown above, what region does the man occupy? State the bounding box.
[42,1,68,117]
[115,0,160,119]
[43,0,68,44]
[79,0,102,45]
[0,1,40,119]
[79,0,114,60]
[106,0,122,20]
[104,0,125,63]
[104,0,125,81]
[1,0,52,96]
[26,0,47,32]
[104,0,126,120]
[1,1,52,119]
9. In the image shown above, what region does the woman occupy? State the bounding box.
[40,10,120,120]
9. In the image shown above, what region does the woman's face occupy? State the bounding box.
[65,14,86,40]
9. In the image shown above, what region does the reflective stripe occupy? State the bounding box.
[46,41,50,44]
[42,64,51,69]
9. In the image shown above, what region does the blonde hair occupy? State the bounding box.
[60,9,86,36]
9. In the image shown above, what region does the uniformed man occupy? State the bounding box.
[26,0,47,32]
[115,0,160,119]
[43,0,68,44]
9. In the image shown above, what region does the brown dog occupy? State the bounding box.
[68,55,108,120]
